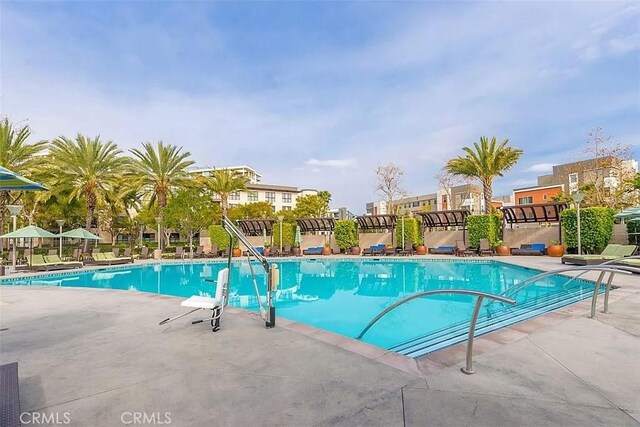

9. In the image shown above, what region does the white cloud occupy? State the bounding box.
[306,158,355,168]
[526,163,555,173]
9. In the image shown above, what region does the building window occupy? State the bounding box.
[265,192,276,203]
[282,193,292,203]
[115,234,129,244]
[568,173,579,193]
[247,191,258,202]
[229,191,241,201]
[282,206,291,211]
[518,196,533,204]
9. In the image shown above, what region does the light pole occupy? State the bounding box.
[7,205,22,270]
[278,215,284,255]
[572,192,584,254]
[401,214,406,249]
[56,220,65,257]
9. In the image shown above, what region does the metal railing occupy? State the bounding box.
[502,262,639,318]
[221,216,275,328]
[356,289,516,375]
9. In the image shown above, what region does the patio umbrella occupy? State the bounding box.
[295,225,301,248]
[0,166,48,191]
[614,207,640,218]
[1,225,57,270]
[60,228,101,240]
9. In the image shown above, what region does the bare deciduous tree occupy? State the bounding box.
[375,163,407,215]
[434,168,472,210]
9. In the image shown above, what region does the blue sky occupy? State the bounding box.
[1,1,638,211]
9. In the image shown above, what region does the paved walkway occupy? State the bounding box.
[1,257,639,426]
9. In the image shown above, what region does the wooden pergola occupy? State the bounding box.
[415,209,470,242]
[295,217,335,233]
[236,219,276,236]
[500,202,567,242]
[356,214,398,245]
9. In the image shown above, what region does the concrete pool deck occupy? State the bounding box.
[1,256,639,426]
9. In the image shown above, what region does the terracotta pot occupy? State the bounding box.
[351,246,361,255]
[232,248,242,257]
[292,247,301,257]
[263,247,271,257]
[322,246,332,256]
[547,244,564,257]
[495,245,510,256]
[415,245,427,255]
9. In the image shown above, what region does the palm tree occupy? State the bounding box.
[445,136,522,214]
[128,141,194,248]
[200,169,248,217]
[0,118,47,230]
[47,135,125,243]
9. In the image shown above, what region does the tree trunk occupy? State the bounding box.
[85,191,97,252]
[189,229,193,259]
[221,195,228,218]
[482,179,493,214]
[157,190,167,250]
[0,191,7,250]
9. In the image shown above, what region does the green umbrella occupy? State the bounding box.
[60,228,101,240]
[295,225,301,248]
[0,166,48,191]
[614,207,640,218]
[0,225,57,270]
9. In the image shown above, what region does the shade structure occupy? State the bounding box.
[60,228,101,240]
[0,166,48,191]
[0,225,57,239]
[0,225,57,271]
[614,207,640,218]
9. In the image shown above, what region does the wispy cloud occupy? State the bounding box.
[526,163,555,173]
[306,158,355,168]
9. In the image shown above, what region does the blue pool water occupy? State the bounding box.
[1,259,597,357]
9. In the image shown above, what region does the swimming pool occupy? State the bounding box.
[1,259,597,358]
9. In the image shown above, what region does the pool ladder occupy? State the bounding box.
[357,259,640,375]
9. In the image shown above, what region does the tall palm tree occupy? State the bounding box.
[200,169,248,217]
[128,141,194,248]
[47,135,125,242]
[445,137,522,214]
[0,118,48,230]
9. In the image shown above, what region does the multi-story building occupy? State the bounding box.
[189,166,318,213]
[537,157,638,195]
[513,184,564,205]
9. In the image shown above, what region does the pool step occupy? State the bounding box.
[389,287,596,358]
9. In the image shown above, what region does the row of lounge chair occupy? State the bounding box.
[561,244,637,266]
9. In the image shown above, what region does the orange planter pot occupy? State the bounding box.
[495,245,510,256]
[232,248,242,257]
[322,247,332,256]
[415,245,427,255]
[547,245,564,257]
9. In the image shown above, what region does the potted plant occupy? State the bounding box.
[322,242,332,256]
[232,241,242,257]
[263,242,271,257]
[547,240,564,257]
[494,240,510,256]
[351,245,361,255]
[415,241,427,255]
[292,243,301,257]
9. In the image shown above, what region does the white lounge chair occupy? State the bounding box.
[159,268,229,332]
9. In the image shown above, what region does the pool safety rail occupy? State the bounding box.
[358,260,639,375]
[222,216,277,328]
[356,290,517,375]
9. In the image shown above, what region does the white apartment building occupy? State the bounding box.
[189,166,318,212]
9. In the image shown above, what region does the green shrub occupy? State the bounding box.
[334,219,359,249]
[466,214,501,248]
[395,217,423,247]
[627,220,640,245]
[272,222,296,247]
[208,225,235,249]
[561,207,614,253]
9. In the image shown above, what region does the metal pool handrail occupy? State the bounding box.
[500,263,638,318]
[356,289,516,375]
[222,216,275,328]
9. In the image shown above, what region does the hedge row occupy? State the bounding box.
[395,217,423,246]
[560,207,614,253]
[466,214,501,248]
[334,219,358,249]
